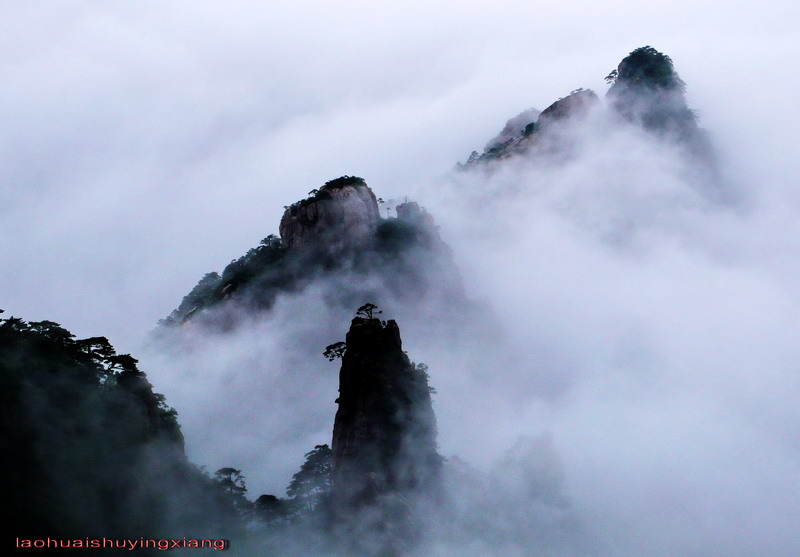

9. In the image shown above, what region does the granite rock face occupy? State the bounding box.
[537,88,599,127]
[279,178,380,252]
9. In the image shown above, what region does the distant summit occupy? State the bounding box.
[460,46,711,167]
[160,177,464,330]
[606,46,701,142]
[606,45,686,93]
[460,88,599,166]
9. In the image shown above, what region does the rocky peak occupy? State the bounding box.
[459,46,710,169]
[536,88,599,128]
[606,46,700,140]
[279,176,380,252]
[160,176,469,328]
[484,108,540,152]
[394,201,444,246]
[331,316,440,509]
[607,45,686,93]
[459,89,599,166]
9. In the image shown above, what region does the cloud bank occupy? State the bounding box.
[4,1,800,555]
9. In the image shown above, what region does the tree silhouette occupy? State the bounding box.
[254,494,288,524]
[323,341,346,361]
[214,467,252,517]
[356,303,381,319]
[260,234,282,248]
[215,467,247,496]
[286,445,333,512]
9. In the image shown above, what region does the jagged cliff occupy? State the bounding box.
[537,88,599,127]
[330,315,441,554]
[331,317,440,503]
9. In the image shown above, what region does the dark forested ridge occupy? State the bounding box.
[0,313,247,552]
[159,178,464,332]
[3,306,442,555]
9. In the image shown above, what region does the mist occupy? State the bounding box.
[4,1,800,555]
[417,100,800,554]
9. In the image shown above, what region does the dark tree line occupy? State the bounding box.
[0,313,248,546]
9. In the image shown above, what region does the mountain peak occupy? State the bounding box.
[460,46,707,168]
[331,314,441,553]
[279,175,380,252]
[606,45,686,92]
[606,46,701,140]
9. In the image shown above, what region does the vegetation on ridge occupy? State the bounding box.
[1,313,248,541]
[605,45,686,91]
[160,183,452,329]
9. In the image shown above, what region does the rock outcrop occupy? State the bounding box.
[393,201,447,250]
[605,46,720,177]
[279,176,380,252]
[330,315,441,553]
[160,176,469,330]
[460,89,599,166]
[459,46,714,169]
[483,108,540,152]
[537,88,599,128]
[606,46,700,141]
[331,317,440,507]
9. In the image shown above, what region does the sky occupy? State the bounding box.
[2,0,796,351]
[3,2,800,555]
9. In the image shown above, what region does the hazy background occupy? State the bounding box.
[3,0,796,349]
[3,1,800,555]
